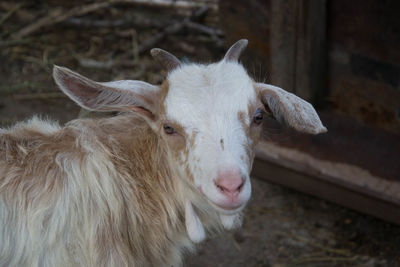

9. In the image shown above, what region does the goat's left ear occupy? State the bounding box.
[53,65,160,119]
[256,83,327,134]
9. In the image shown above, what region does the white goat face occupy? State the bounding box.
[162,62,259,214]
[53,39,326,219]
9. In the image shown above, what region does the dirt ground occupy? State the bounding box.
[0,2,399,266]
[186,178,400,266]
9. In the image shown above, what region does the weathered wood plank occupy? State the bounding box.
[270,0,297,93]
[270,0,327,104]
[252,155,400,225]
[295,0,327,106]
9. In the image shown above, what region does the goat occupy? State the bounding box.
[0,40,326,267]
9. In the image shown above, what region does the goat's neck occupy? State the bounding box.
[99,114,187,217]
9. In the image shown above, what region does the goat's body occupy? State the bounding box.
[0,39,327,266]
[0,115,202,267]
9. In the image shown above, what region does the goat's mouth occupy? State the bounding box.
[197,186,247,215]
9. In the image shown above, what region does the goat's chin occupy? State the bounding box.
[220,213,243,230]
[207,199,247,216]
[197,186,248,215]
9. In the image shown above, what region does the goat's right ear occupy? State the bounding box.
[256,82,327,134]
[53,66,160,119]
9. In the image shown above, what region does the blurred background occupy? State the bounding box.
[0,0,399,266]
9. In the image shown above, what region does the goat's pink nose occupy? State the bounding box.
[215,169,244,197]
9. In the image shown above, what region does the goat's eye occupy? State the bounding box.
[163,125,175,135]
[253,109,264,125]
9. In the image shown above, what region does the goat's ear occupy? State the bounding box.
[53,65,160,119]
[256,83,327,134]
[185,201,205,243]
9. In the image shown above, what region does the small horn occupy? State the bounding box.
[224,39,248,62]
[150,48,181,72]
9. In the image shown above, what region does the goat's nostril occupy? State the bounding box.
[216,184,225,192]
[238,181,244,191]
[215,177,245,195]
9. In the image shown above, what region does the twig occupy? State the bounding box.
[13,92,67,100]
[112,0,208,9]
[77,58,138,69]
[185,21,224,46]
[276,231,352,257]
[0,82,42,95]
[0,38,32,48]
[77,57,145,78]
[231,236,242,252]
[137,6,209,54]
[290,255,358,265]
[64,15,167,29]
[185,21,223,36]
[12,2,112,39]
[66,16,166,29]
[64,17,128,28]
[10,54,51,71]
[0,2,35,22]
[78,58,116,69]
[0,3,22,27]
[138,22,185,54]
[131,30,139,63]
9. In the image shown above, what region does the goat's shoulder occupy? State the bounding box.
[0,116,60,137]
[0,114,155,163]
[0,114,150,199]
[0,115,106,167]
[0,116,62,161]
